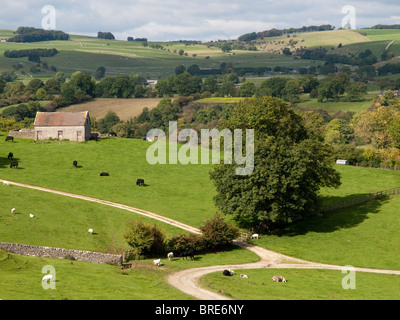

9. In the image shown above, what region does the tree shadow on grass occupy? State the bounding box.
[277,193,390,237]
[0,157,21,169]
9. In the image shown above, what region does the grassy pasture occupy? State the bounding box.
[2,134,400,299]
[201,268,400,300]
[250,165,400,270]
[0,183,187,253]
[0,133,219,228]
[296,92,377,114]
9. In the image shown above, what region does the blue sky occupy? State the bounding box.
[0,0,399,41]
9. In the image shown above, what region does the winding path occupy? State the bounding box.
[2,178,400,300]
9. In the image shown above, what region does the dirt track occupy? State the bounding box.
[2,178,400,300]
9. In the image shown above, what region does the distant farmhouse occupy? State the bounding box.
[34,112,91,141]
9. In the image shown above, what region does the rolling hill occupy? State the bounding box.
[0,28,398,81]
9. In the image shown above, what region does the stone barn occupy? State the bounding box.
[34,111,91,141]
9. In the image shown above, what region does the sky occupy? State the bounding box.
[0,0,399,41]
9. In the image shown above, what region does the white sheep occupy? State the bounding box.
[11,208,16,214]
[251,233,259,239]
[42,274,53,282]
[29,214,35,218]
[272,275,287,282]
[153,259,162,266]
[167,252,174,261]
[3,181,11,186]
[240,274,248,279]
[88,228,93,234]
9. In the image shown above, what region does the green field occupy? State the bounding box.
[201,268,400,300]
[296,92,378,114]
[0,133,219,229]
[2,134,400,299]
[0,245,258,300]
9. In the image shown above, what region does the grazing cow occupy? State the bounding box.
[7,152,13,160]
[73,160,78,168]
[167,252,174,261]
[251,234,259,239]
[5,136,13,142]
[10,162,18,169]
[136,179,145,186]
[108,132,117,138]
[180,248,194,260]
[272,275,287,283]
[100,172,109,176]
[223,269,235,276]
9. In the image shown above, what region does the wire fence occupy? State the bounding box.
[321,187,400,213]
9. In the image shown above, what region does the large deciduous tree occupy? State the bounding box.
[209,97,341,232]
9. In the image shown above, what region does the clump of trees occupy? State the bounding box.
[123,214,239,260]
[4,49,59,63]
[97,32,115,40]
[7,27,69,42]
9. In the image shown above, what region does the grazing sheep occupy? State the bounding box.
[42,274,53,282]
[29,214,35,218]
[240,274,248,278]
[11,208,16,214]
[223,269,235,276]
[3,181,11,186]
[251,233,259,239]
[167,252,174,261]
[88,228,94,234]
[153,259,162,266]
[272,275,287,282]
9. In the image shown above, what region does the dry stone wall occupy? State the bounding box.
[0,242,122,266]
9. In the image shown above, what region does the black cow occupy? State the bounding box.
[73,160,78,168]
[8,152,13,160]
[223,270,235,276]
[5,136,13,142]
[180,248,194,260]
[136,179,145,186]
[100,172,109,176]
[10,162,18,169]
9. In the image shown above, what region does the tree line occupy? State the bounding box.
[7,27,69,42]
[4,48,58,63]
[238,24,335,41]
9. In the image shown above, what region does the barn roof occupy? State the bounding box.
[34,112,89,127]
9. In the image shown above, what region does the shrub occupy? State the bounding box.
[123,220,166,259]
[199,213,240,250]
[166,233,203,253]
